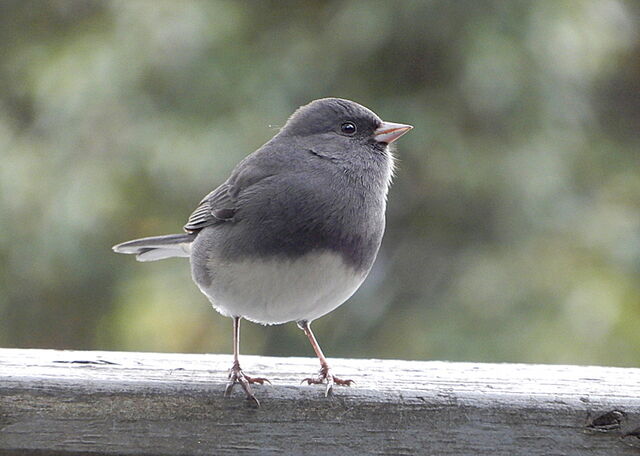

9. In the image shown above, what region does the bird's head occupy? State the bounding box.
[280,98,412,158]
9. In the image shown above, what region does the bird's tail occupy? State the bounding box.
[112,233,196,262]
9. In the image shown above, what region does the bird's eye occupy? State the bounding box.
[340,122,357,135]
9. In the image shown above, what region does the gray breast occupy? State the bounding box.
[191,170,387,290]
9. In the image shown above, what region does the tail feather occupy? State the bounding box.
[112,233,195,262]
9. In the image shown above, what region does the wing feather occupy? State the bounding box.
[183,157,277,233]
[184,183,235,232]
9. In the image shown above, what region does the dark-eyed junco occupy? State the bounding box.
[113,98,412,405]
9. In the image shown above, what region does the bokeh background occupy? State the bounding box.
[1,0,639,367]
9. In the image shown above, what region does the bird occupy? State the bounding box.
[113,98,412,405]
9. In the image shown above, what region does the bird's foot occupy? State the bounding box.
[224,362,270,407]
[301,365,354,396]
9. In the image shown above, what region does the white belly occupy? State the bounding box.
[195,251,367,324]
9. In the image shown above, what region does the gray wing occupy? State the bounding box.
[183,182,235,232]
[183,156,277,233]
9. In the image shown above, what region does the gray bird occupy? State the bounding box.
[113,98,412,405]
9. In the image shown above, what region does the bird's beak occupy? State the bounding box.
[374,121,413,144]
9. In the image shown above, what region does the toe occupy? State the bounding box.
[247,376,271,385]
[246,393,260,408]
[224,383,234,397]
[333,377,354,387]
[237,376,258,400]
[224,368,265,406]
[324,381,333,397]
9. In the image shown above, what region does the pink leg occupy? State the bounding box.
[224,316,270,406]
[298,320,354,396]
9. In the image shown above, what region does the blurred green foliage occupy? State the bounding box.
[0,0,638,367]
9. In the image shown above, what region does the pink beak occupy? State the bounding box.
[374,121,413,144]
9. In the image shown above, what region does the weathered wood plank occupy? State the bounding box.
[1,348,639,455]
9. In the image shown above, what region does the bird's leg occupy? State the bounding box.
[224,316,270,406]
[297,320,354,396]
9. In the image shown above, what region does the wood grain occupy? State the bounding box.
[1,348,639,455]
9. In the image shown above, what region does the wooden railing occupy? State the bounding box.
[1,348,639,455]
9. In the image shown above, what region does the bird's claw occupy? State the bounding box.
[225,364,269,407]
[301,368,354,396]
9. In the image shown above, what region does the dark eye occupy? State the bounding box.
[340,122,357,135]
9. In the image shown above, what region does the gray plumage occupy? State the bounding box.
[113,98,412,402]
[189,102,393,275]
[115,98,400,279]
